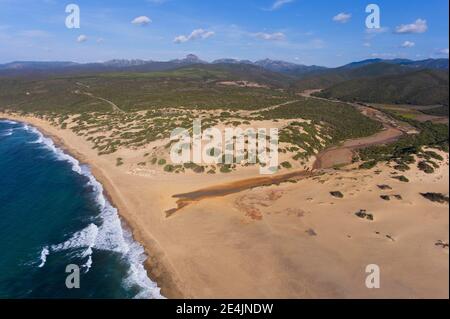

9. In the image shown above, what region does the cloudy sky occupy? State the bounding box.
[0,0,448,66]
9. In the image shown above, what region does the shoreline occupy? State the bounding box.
[0,114,184,298]
[1,113,448,298]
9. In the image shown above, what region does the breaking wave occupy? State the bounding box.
[26,124,163,299]
[0,129,13,137]
[0,120,17,125]
[38,246,49,268]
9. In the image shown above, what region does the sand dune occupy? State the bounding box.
[1,112,448,298]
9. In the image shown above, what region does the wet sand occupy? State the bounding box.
[167,170,313,216]
[313,127,403,169]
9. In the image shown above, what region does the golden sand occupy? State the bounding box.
[2,112,448,298]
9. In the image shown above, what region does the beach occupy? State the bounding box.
[1,112,448,298]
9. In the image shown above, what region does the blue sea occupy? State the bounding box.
[0,119,163,299]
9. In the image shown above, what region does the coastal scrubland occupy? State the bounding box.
[1,62,449,299]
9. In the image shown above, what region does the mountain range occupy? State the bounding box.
[0,54,447,77]
[0,55,448,107]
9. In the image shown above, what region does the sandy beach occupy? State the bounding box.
[1,112,448,298]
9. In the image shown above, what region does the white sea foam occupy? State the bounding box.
[38,246,50,268]
[84,255,93,272]
[27,124,163,299]
[51,223,99,253]
[0,129,13,137]
[0,120,18,125]
[24,125,82,174]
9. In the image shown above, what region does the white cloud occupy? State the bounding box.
[365,27,389,34]
[96,38,104,44]
[77,34,87,43]
[333,13,351,23]
[269,0,294,11]
[174,29,215,44]
[438,48,449,55]
[401,41,415,48]
[131,16,152,26]
[395,19,427,34]
[363,42,371,47]
[254,32,286,41]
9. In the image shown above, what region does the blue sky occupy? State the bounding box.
[0,0,448,66]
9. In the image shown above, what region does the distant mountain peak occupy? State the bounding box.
[176,54,204,63]
[185,54,200,61]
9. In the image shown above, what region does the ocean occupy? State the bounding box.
[0,119,163,299]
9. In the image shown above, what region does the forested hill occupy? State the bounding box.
[314,69,449,107]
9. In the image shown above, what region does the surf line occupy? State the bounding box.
[17,121,164,299]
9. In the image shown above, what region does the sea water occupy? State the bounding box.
[0,119,163,299]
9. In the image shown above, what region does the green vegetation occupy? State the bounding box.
[392,175,409,183]
[417,161,435,174]
[295,62,411,91]
[355,209,373,221]
[358,113,448,170]
[423,150,444,161]
[0,65,295,113]
[420,105,449,117]
[20,96,385,174]
[393,163,410,172]
[164,164,175,172]
[4,62,447,177]
[420,192,449,204]
[64,109,215,155]
[0,78,111,113]
[315,69,449,106]
[330,191,344,198]
[182,162,205,173]
[359,160,377,170]
[259,98,382,158]
[219,165,232,173]
[259,98,382,142]
[280,161,292,169]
